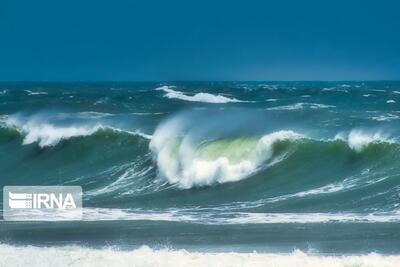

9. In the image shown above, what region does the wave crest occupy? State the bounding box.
[334,130,393,152]
[156,86,246,104]
[150,127,302,188]
[4,114,151,147]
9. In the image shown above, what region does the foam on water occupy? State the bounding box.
[267,102,335,110]
[156,86,246,103]
[0,244,399,267]
[24,90,48,95]
[59,208,400,224]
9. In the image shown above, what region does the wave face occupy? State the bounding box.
[2,81,400,254]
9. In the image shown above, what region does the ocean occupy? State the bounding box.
[1,81,400,266]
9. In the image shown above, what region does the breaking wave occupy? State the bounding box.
[2,114,151,147]
[148,111,396,189]
[334,130,393,152]
[156,86,246,103]
[0,244,399,267]
[150,128,301,188]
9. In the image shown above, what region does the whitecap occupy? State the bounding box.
[5,115,151,147]
[156,86,247,104]
[334,130,392,152]
[267,103,335,111]
[1,244,400,267]
[24,90,48,95]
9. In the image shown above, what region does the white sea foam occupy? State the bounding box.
[24,90,48,95]
[9,207,397,224]
[156,86,246,103]
[5,115,151,147]
[386,99,396,103]
[335,130,392,152]
[217,212,400,224]
[76,111,114,119]
[322,87,348,93]
[322,87,335,91]
[1,244,399,267]
[371,113,400,121]
[267,103,335,110]
[16,123,101,147]
[150,125,302,188]
[131,112,166,115]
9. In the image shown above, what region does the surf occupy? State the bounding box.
[1,244,400,267]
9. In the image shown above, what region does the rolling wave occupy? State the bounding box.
[2,114,151,147]
[150,128,301,188]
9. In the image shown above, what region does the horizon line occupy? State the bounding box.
[0,79,400,83]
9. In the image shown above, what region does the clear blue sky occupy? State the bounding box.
[0,0,399,81]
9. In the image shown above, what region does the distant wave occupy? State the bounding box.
[370,113,400,121]
[3,114,151,147]
[321,87,349,93]
[24,90,48,95]
[267,103,335,110]
[334,130,393,153]
[1,244,399,267]
[156,86,247,103]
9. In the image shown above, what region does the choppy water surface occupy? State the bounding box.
[1,82,400,265]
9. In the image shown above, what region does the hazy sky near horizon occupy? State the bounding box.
[0,0,399,81]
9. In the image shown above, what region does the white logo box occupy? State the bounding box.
[3,186,82,221]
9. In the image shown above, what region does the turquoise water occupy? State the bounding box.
[1,82,400,263]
